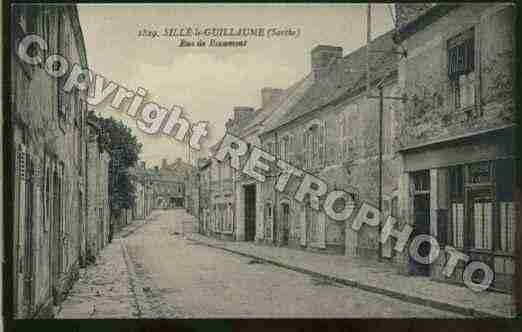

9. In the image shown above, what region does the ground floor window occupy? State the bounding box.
[224,203,233,232]
[445,159,514,253]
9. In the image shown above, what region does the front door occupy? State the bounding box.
[281,203,290,246]
[244,185,256,241]
[411,193,430,276]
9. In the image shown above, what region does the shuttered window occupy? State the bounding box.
[448,28,475,80]
[448,166,464,248]
[448,28,476,110]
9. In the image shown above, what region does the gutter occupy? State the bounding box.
[393,4,460,44]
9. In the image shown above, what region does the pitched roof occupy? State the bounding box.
[263,29,398,134]
[260,73,315,136]
[240,74,315,139]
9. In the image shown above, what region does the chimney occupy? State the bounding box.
[311,45,343,81]
[161,158,168,169]
[394,3,435,29]
[233,106,255,124]
[261,87,284,108]
[225,118,234,132]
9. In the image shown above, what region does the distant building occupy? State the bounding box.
[130,158,192,215]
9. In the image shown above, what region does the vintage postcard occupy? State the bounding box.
[3,2,520,324]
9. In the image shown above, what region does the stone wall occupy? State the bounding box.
[11,6,90,317]
[260,80,400,257]
[398,4,515,149]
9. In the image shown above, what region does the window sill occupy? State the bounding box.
[455,105,481,119]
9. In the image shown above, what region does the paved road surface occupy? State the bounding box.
[123,209,461,318]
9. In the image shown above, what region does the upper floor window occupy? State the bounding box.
[448,28,476,110]
[304,122,324,169]
[266,141,274,155]
[280,136,291,162]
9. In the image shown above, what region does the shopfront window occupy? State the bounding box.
[445,159,514,253]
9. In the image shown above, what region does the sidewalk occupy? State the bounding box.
[186,231,515,318]
[56,219,152,319]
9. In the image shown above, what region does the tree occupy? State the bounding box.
[88,112,143,210]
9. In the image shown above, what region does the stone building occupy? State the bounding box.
[10,5,92,317]
[151,158,190,209]
[202,82,313,242]
[129,161,154,220]
[130,158,190,215]
[257,31,400,258]
[85,118,111,263]
[393,3,516,292]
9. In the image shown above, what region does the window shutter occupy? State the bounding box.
[290,135,295,163]
[448,28,474,79]
[319,121,325,166]
[303,130,308,169]
[300,207,307,246]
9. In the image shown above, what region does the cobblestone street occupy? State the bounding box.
[56,209,468,318]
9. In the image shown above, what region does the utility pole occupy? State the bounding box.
[364,4,409,262]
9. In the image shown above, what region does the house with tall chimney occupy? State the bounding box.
[258,30,401,257]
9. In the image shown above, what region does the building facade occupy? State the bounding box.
[85,119,111,263]
[258,32,400,258]
[394,3,517,292]
[190,2,516,296]
[129,161,154,220]
[10,5,102,317]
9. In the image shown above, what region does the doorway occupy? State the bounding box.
[280,203,290,246]
[244,184,256,241]
[410,170,431,276]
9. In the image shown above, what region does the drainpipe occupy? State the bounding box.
[274,132,279,245]
[378,85,384,262]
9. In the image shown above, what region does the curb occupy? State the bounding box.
[187,238,511,318]
[120,240,155,318]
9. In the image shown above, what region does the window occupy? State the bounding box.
[337,105,358,161]
[413,170,430,193]
[449,166,465,248]
[464,161,493,250]
[281,136,290,162]
[448,28,476,110]
[304,122,324,169]
[445,160,515,252]
[266,142,274,155]
[225,203,234,232]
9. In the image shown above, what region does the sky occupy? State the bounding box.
[77,3,394,167]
